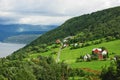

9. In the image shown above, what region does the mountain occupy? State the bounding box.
[3,34,41,44]
[28,6,120,46]
[0,24,57,43]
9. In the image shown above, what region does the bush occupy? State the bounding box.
[101,56,120,80]
[106,36,114,42]
[76,58,83,62]
[51,44,59,48]
[51,51,57,55]
[70,43,80,49]
[91,54,98,60]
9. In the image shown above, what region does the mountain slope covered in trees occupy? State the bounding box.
[30,6,120,46]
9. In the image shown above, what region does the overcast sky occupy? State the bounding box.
[0,0,120,25]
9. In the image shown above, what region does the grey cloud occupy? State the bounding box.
[0,17,18,24]
[0,0,120,25]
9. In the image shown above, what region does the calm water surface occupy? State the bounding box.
[0,42,25,58]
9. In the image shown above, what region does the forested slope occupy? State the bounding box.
[30,6,120,46]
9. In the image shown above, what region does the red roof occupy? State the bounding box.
[93,48,102,54]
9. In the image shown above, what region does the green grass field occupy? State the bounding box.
[30,40,120,70]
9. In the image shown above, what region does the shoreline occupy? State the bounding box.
[0,42,26,58]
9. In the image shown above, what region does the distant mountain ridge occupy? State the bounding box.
[0,24,57,42]
[3,34,41,44]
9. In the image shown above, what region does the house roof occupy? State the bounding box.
[64,36,73,40]
[56,39,61,43]
[102,50,107,55]
[92,48,102,53]
[92,48,102,51]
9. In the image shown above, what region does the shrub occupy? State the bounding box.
[91,54,98,60]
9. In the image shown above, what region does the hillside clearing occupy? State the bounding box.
[29,40,120,70]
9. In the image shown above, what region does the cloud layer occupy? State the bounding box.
[0,0,120,25]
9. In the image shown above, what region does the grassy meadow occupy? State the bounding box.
[29,40,120,70]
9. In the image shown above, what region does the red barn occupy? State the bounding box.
[92,48,103,60]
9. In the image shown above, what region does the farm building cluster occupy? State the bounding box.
[56,37,109,61]
[83,48,108,61]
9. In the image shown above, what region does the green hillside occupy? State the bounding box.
[29,40,120,70]
[30,6,120,46]
[9,6,120,61]
[2,6,120,80]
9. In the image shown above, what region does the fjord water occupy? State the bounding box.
[0,42,25,58]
